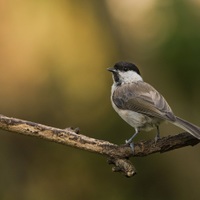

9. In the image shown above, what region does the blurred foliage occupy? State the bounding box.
[0,0,200,199]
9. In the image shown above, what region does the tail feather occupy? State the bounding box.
[173,116,200,139]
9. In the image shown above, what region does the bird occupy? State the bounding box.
[107,61,200,151]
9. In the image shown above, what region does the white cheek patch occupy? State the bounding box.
[119,71,143,84]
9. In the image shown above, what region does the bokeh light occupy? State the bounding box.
[0,1,200,199]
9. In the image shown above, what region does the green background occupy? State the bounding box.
[0,1,200,199]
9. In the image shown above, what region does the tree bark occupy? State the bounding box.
[0,114,199,177]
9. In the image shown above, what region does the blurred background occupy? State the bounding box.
[0,0,200,199]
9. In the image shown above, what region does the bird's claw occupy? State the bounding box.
[125,140,135,155]
[154,134,160,145]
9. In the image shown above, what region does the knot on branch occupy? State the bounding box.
[107,157,137,177]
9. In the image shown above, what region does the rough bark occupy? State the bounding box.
[0,114,199,177]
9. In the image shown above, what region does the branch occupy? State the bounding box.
[0,114,199,177]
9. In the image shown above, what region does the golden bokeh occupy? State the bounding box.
[0,1,200,199]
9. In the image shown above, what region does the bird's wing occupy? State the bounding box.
[112,81,176,121]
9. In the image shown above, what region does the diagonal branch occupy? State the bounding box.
[0,114,199,177]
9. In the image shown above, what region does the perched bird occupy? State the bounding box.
[107,61,200,151]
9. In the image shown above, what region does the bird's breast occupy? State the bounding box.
[111,100,161,131]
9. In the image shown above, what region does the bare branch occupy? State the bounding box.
[0,114,199,177]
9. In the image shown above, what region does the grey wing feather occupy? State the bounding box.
[113,81,176,122]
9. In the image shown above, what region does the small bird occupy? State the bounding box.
[107,61,200,151]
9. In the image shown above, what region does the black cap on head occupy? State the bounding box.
[113,61,141,75]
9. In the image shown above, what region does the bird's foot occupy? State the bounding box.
[125,130,139,154]
[154,134,160,145]
[154,126,160,145]
[125,139,134,154]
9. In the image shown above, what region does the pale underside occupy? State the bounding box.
[111,81,176,131]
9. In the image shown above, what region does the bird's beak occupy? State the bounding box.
[107,67,117,73]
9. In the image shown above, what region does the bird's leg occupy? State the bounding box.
[154,126,160,144]
[125,129,139,153]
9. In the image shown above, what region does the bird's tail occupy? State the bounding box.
[173,116,200,139]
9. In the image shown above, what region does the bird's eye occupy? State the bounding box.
[124,67,128,72]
